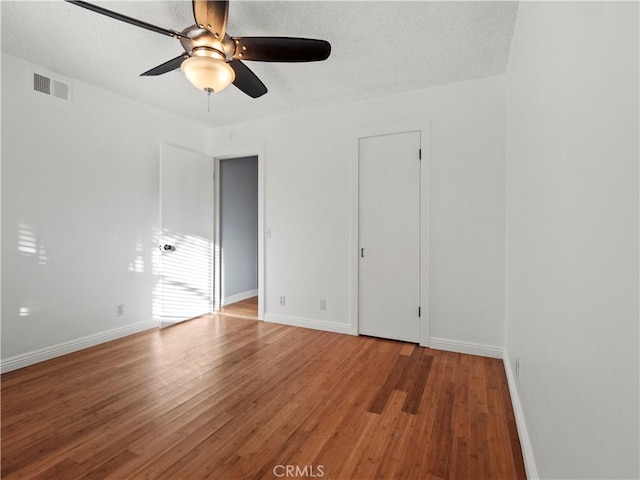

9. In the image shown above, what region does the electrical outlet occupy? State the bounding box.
[515,356,520,378]
[319,299,326,310]
[279,295,286,306]
[116,304,124,317]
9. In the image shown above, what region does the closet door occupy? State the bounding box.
[358,131,421,342]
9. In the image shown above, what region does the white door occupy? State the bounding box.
[159,144,214,327]
[358,131,421,342]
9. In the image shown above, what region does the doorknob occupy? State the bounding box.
[159,244,176,252]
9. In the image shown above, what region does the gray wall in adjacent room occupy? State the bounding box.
[220,156,258,300]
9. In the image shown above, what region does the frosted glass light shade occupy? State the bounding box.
[181,56,235,93]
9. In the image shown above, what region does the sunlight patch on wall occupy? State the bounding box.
[128,239,146,273]
[18,302,41,319]
[37,245,49,265]
[17,222,49,265]
[17,223,37,256]
[128,256,145,273]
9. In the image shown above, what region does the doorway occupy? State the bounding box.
[358,131,422,342]
[216,155,259,319]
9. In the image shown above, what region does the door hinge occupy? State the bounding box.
[419,148,422,160]
[418,306,421,317]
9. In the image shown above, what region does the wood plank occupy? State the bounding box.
[426,351,456,479]
[400,350,433,415]
[449,353,472,480]
[368,354,410,414]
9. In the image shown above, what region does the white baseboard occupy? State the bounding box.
[0,320,158,373]
[221,289,258,307]
[503,349,539,480]
[264,313,351,335]
[429,336,504,359]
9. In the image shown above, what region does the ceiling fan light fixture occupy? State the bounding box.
[181,55,235,93]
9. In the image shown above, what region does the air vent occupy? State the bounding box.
[33,73,50,95]
[32,72,71,102]
[51,79,70,100]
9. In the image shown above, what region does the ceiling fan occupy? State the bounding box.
[65,0,331,98]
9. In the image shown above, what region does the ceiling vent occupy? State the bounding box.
[32,72,71,102]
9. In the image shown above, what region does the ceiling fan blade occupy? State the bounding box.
[229,60,267,98]
[192,0,229,39]
[141,54,189,76]
[232,37,331,62]
[65,0,187,39]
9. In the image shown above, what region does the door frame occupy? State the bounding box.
[349,123,431,346]
[213,143,265,320]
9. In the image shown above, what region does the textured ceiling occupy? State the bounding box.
[1,1,518,127]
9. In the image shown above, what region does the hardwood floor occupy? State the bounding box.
[218,296,258,319]
[1,315,526,480]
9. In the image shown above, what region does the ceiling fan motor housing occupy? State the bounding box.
[180,27,236,61]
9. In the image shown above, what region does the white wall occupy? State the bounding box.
[219,155,258,301]
[1,54,207,369]
[209,76,506,351]
[505,2,639,479]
